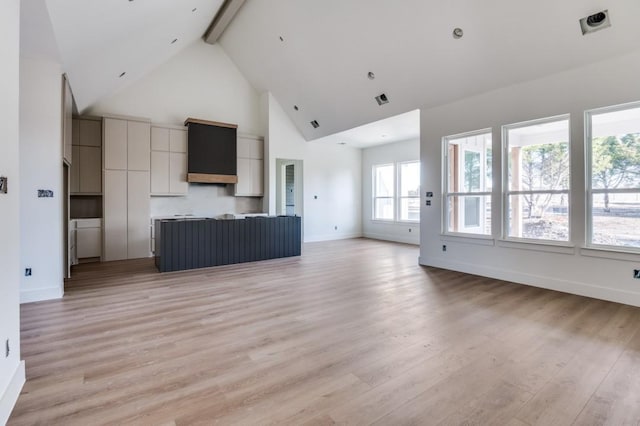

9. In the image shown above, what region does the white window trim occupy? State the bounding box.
[502,114,572,244]
[397,160,420,223]
[372,161,420,224]
[585,101,640,253]
[442,128,493,237]
[372,163,395,222]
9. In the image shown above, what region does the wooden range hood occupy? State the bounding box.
[184,118,238,184]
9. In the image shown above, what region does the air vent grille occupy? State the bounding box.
[310,120,320,129]
[375,93,389,106]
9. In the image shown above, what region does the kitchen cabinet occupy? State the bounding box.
[63,76,73,165]
[103,116,151,261]
[103,170,128,261]
[70,145,80,193]
[104,118,127,170]
[150,125,188,196]
[76,218,102,259]
[128,121,151,171]
[235,135,264,197]
[127,170,151,259]
[71,117,102,195]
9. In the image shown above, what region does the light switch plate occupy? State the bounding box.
[0,176,7,194]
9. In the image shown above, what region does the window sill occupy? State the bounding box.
[441,233,495,246]
[497,238,575,255]
[371,219,419,225]
[580,247,640,262]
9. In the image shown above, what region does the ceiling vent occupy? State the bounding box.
[375,93,389,106]
[580,10,611,35]
[310,120,320,129]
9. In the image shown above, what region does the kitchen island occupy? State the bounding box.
[154,216,301,272]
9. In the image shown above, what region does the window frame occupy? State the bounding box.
[372,163,396,222]
[502,114,571,244]
[442,128,493,237]
[397,160,421,223]
[585,101,640,253]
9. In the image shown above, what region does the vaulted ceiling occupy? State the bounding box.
[219,0,640,141]
[44,0,224,112]
[34,0,640,143]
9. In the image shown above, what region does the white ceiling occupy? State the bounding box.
[313,109,420,149]
[44,0,224,112]
[219,0,640,142]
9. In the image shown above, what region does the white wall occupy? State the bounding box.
[266,93,362,242]
[88,39,264,218]
[88,40,263,135]
[0,0,25,422]
[19,56,64,303]
[362,139,420,244]
[420,49,640,307]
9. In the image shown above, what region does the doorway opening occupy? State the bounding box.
[276,159,303,218]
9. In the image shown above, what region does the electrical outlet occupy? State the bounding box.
[334,225,338,230]
[25,268,32,277]
[409,228,412,232]
[5,339,9,358]
[0,176,7,194]
[426,200,431,206]
[442,245,447,252]
[634,269,640,279]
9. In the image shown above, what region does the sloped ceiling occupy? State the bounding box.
[219,0,640,141]
[313,110,420,149]
[45,0,223,112]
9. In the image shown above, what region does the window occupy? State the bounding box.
[503,116,570,242]
[398,161,420,221]
[443,130,492,235]
[372,161,420,222]
[373,164,395,220]
[587,103,640,250]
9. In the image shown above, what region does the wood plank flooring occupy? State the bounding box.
[8,238,640,425]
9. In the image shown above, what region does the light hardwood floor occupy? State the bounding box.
[9,238,640,425]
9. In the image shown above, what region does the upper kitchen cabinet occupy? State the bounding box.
[62,76,73,165]
[70,117,102,195]
[150,125,188,196]
[235,135,264,197]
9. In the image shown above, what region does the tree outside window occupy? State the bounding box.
[588,104,640,249]
[504,117,570,242]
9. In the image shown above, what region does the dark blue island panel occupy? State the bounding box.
[154,216,302,272]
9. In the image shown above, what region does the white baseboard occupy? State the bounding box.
[364,232,420,245]
[421,256,640,308]
[0,361,25,425]
[20,286,63,304]
[304,232,363,243]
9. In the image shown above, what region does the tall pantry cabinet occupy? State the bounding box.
[103,117,151,261]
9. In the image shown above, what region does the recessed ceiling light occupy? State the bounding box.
[453,28,464,39]
[381,134,388,138]
[367,72,375,80]
[119,72,126,78]
[192,7,197,12]
[171,38,178,44]
[338,142,346,145]
[279,36,284,42]
[293,105,299,111]
[310,120,320,129]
